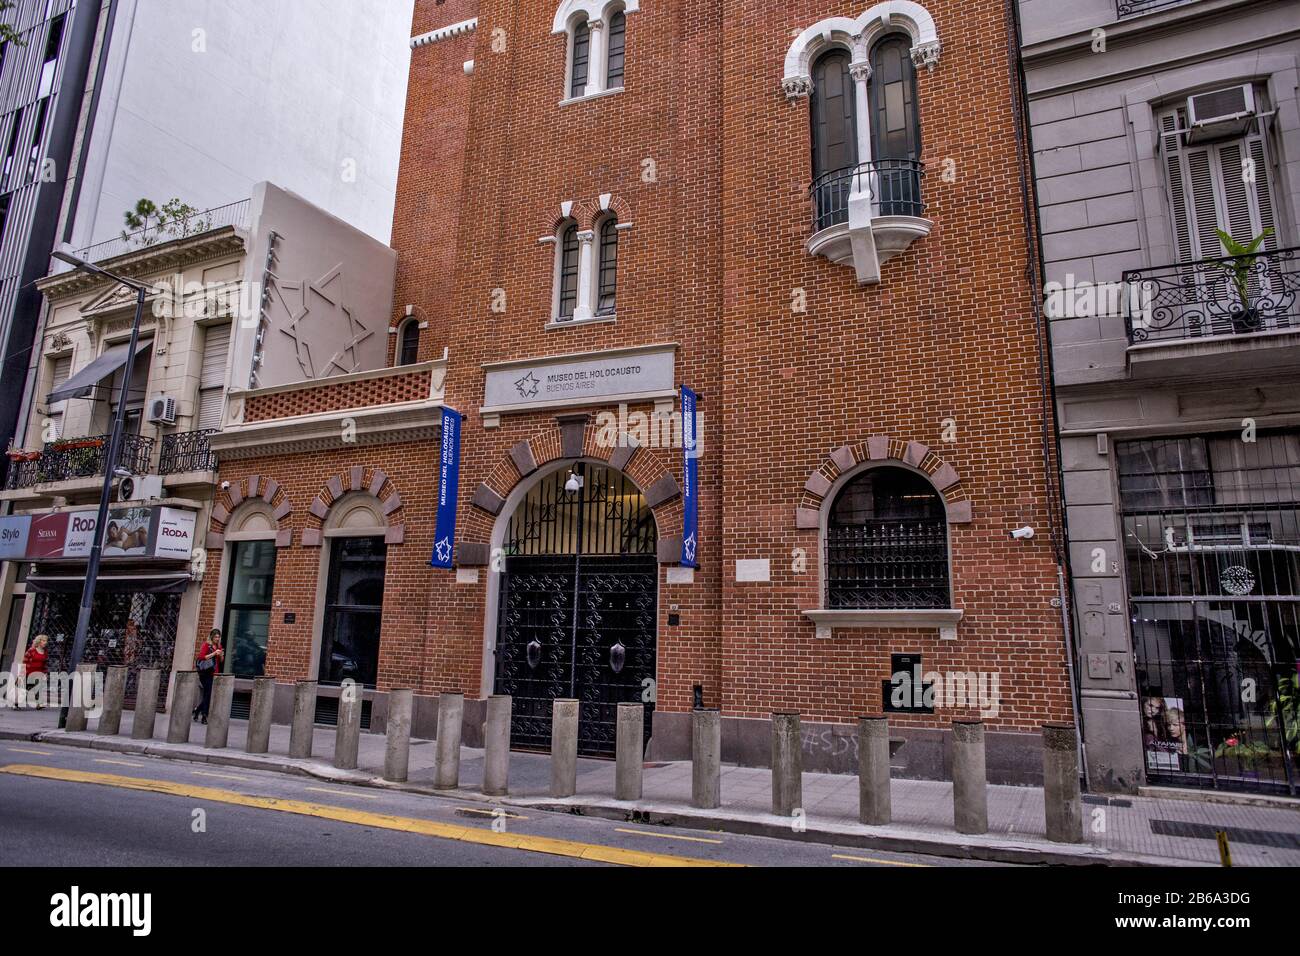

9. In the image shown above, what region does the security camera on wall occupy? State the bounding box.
[1010,526,1035,540]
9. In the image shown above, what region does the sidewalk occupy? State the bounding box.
[3,707,1297,866]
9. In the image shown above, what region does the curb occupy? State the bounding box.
[7,728,1182,867]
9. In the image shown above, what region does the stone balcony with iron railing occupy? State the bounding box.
[3,433,154,492]
[806,159,931,285]
[1122,246,1300,378]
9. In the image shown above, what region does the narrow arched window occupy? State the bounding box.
[397,319,419,366]
[826,466,949,609]
[869,34,923,216]
[606,10,626,89]
[569,19,590,98]
[556,222,580,319]
[809,48,857,231]
[597,215,618,315]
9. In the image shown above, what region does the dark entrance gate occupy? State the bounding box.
[494,463,657,757]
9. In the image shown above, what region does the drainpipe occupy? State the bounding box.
[1004,0,1090,788]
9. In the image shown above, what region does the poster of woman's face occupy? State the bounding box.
[103,507,151,556]
[1142,695,1188,767]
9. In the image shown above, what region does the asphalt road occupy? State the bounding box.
[0,742,1007,868]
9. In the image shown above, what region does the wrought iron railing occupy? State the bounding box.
[825,517,950,609]
[65,199,251,266]
[1124,246,1299,345]
[1116,0,1195,18]
[810,159,925,233]
[4,433,155,489]
[159,429,217,474]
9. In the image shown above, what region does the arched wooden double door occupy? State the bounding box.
[494,463,657,757]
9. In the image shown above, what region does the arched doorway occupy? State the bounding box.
[494,461,657,757]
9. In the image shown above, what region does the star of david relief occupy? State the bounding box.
[514,370,541,399]
[274,264,373,381]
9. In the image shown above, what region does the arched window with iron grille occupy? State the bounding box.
[396,318,419,366]
[826,466,950,609]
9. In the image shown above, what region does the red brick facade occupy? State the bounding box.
[202,0,1073,780]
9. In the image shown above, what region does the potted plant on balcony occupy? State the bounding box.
[1215,227,1273,333]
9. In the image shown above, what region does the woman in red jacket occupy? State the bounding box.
[193,628,224,724]
[22,634,49,709]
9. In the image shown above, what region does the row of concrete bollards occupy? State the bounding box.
[81,667,1083,842]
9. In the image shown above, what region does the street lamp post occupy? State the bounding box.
[50,247,154,727]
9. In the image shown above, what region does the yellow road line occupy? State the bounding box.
[192,771,251,782]
[832,852,929,868]
[5,747,52,756]
[305,786,379,800]
[94,759,144,768]
[1,765,738,868]
[614,827,724,845]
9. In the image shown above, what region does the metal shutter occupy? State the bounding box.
[197,324,230,431]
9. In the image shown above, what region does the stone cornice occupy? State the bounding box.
[37,228,248,301]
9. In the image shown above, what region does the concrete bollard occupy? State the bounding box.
[65,664,97,732]
[334,682,364,770]
[131,668,162,740]
[771,712,803,817]
[550,698,579,798]
[857,715,892,825]
[691,708,721,809]
[166,671,199,743]
[97,665,128,736]
[1042,723,1083,843]
[245,677,275,754]
[615,703,644,801]
[384,688,414,782]
[289,680,317,759]
[432,691,464,790]
[952,719,989,835]
[204,674,235,749]
[482,695,511,796]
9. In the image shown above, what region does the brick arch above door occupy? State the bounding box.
[301,466,407,547]
[207,475,295,549]
[458,414,683,566]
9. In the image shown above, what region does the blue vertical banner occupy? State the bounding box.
[430,407,461,568]
[680,386,700,568]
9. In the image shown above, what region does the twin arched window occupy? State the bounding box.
[566,5,628,99]
[826,466,950,609]
[554,214,618,322]
[809,33,923,228]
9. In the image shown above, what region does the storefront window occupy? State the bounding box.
[222,540,276,677]
[319,536,386,687]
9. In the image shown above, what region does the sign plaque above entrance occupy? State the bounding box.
[481,343,677,417]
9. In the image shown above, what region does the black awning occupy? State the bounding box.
[25,572,191,595]
[47,341,152,403]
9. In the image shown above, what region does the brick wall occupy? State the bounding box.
[242,368,434,422]
[201,0,1074,751]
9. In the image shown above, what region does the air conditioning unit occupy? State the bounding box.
[1186,85,1256,144]
[117,474,163,503]
[146,395,177,425]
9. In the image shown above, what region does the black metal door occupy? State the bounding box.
[496,554,656,757]
[493,463,657,757]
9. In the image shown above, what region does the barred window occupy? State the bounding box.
[826,466,950,608]
[397,318,419,366]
